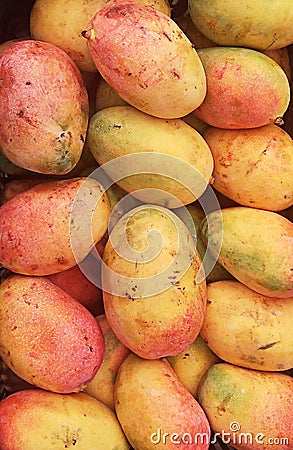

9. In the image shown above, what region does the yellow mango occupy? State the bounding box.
[88,106,214,208]
[0,389,130,450]
[201,280,293,371]
[167,335,220,398]
[204,124,293,211]
[115,353,210,449]
[188,0,293,50]
[102,205,206,359]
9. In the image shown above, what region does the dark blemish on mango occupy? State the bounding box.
[25,81,31,85]
[18,110,24,117]
[172,70,180,79]
[80,134,85,143]
[89,346,93,352]
[113,124,122,129]
[258,341,280,350]
[163,32,172,42]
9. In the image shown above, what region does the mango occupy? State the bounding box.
[88,106,214,207]
[102,205,206,359]
[204,124,293,211]
[0,275,104,393]
[85,314,131,409]
[96,78,128,111]
[0,40,89,174]
[0,177,110,275]
[198,363,293,450]
[48,264,104,316]
[193,47,290,129]
[188,0,293,51]
[115,353,211,449]
[201,280,293,371]
[30,0,170,73]
[200,207,293,298]
[83,0,206,118]
[186,204,234,283]
[167,335,220,398]
[0,389,130,450]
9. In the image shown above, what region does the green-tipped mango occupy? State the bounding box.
[200,207,293,297]
[88,106,214,208]
[198,363,293,450]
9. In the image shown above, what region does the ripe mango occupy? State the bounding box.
[200,207,293,298]
[198,363,293,450]
[201,280,293,371]
[188,0,293,51]
[88,106,214,207]
[204,124,293,211]
[167,335,220,398]
[0,389,130,450]
[0,177,110,275]
[193,47,290,129]
[102,205,206,359]
[0,40,89,174]
[115,353,211,449]
[84,0,206,118]
[0,275,104,393]
[85,314,131,410]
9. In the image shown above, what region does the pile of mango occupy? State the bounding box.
[0,0,292,449]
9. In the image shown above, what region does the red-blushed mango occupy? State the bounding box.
[198,363,293,450]
[201,281,293,371]
[0,177,110,275]
[167,335,220,399]
[85,314,131,409]
[188,0,293,51]
[0,389,130,450]
[48,264,104,316]
[204,124,293,211]
[102,205,207,359]
[115,354,211,449]
[83,0,206,118]
[200,207,293,298]
[30,0,171,73]
[0,275,104,393]
[193,47,290,129]
[0,40,88,174]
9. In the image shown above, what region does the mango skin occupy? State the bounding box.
[0,177,110,275]
[30,0,170,73]
[188,0,293,51]
[48,264,104,316]
[115,353,211,450]
[200,207,293,298]
[167,335,220,398]
[193,47,290,129]
[88,106,214,207]
[85,0,206,118]
[85,314,131,409]
[0,40,89,174]
[0,275,104,393]
[103,206,207,359]
[0,389,130,450]
[198,363,293,450]
[201,280,293,371]
[204,124,293,211]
